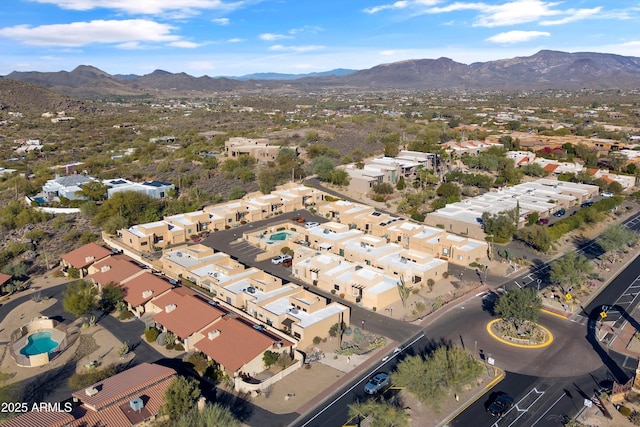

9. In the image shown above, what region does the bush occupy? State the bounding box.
[68,364,117,389]
[166,342,175,350]
[629,410,640,425]
[312,336,322,345]
[619,406,632,417]
[145,327,159,342]
[174,343,185,352]
[118,310,134,321]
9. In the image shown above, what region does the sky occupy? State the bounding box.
[1,0,640,77]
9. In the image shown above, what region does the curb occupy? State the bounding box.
[437,366,506,427]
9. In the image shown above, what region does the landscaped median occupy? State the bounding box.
[486,318,554,348]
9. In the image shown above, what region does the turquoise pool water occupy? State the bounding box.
[270,231,291,241]
[20,331,59,356]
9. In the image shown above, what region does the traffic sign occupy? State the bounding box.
[600,311,607,319]
[566,294,572,300]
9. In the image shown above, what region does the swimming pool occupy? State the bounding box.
[19,331,59,356]
[270,231,291,241]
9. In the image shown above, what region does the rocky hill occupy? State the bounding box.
[3,50,640,98]
[0,78,92,114]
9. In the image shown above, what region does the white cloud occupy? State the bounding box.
[364,1,411,14]
[27,0,243,15]
[169,41,201,48]
[539,7,601,25]
[227,38,244,43]
[0,19,181,47]
[486,30,550,44]
[259,33,291,41]
[268,45,324,52]
[212,18,230,25]
[288,25,323,35]
[379,50,399,55]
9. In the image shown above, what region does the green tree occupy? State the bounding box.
[311,156,335,181]
[516,225,551,252]
[347,400,409,427]
[263,350,279,368]
[597,224,639,264]
[494,288,542,330]
[436,182,461,199]
[549,252,593,292]
[328,169,350,186]
[396,276,413,308]
[372,183,394,195]
[100,283,125,312]
[227,186,246,200]
[482,209,518,241]
[392,345,483,411]
[76,181,109,201]
[62,280,98,318]
[161,375,202,421]
[174,403,241,427]
[396,176,406,191]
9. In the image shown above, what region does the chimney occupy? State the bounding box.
[100,265,111,273]
[84,255,95,263]
[142,290,153,299]
[207,329,220,340]
[165,303,177,313]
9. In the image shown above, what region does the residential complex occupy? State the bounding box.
[424,178,600,239]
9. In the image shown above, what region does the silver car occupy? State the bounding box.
[364,372,390,394]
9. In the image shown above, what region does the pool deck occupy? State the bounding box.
[0,275,127,392]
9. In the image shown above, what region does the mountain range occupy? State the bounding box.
[3,50,640,99]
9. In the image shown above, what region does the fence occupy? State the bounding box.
[8,317,75,368]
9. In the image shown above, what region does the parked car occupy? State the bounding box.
[581,200,594,208]
[601,192,614,198]
[487,393,514,417]
[296,239,310,247]
[294,217,305,223]
[537,217,549,225]
[304,221,320,229]
[282,258,293,267]
[553,209,566,217]
[271,254,293,265]
[364,372,390,395]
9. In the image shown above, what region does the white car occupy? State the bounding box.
[271,254,292,265]
[601,192,614,198]
[304,221,320,229]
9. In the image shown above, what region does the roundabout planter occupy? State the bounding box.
[486,319,553,349]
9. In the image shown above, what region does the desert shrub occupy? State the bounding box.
[174,343,185,352]
[619,406,632,417]
[145,327,159,342]
[187,352,209,375]
[312,336,322,345]
[69,364,117,389]
[118,310,134,320]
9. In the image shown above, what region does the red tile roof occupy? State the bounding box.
[68,376,173,427]
[122,272,173,308]
[89,254,144,287]
[152,291,225,339]
[195,316,291,374]
[61,242,112,269]
[543,163,559,172]
[0,272,11,286]
[71,363,175,411]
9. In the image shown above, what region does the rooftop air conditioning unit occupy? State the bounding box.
[208,329,220,340]
[84,256,95,263]
[247,287,256,294]
[142,290,153,299]
[85,387,99,397]
[165,303,177,313]
[130,398,144,412]
[100,265,111,273]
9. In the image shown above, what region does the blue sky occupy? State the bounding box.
[1,0,639,77]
